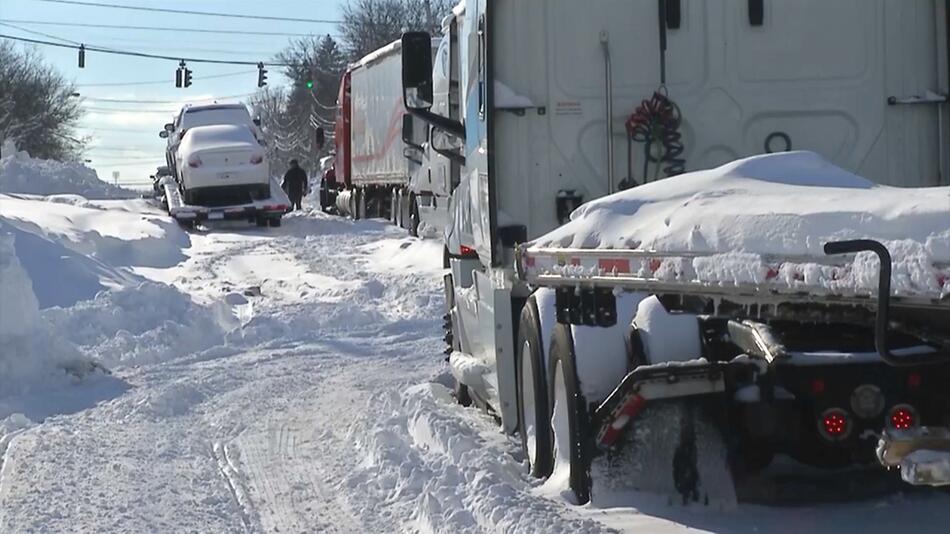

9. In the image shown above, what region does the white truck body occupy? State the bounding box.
[350,41,410,188]
[411,0,949,435]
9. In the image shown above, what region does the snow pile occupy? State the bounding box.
[0,231,86,401]
[1,193,189,279]
[0,152,133,199]
[43,282,226,367]
[534,152,950,297]
[343,381,608,533]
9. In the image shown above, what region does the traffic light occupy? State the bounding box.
[78,44,85,68]
[305,79,314,90]
[257,62,268,87]
[175,67,183,88]
[183,68,193,88]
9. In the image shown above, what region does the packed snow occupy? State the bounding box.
[0,151,134,199]
[533,152,950,297]
[2,160,950,533]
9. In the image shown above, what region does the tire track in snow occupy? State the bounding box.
[211,438,258,533]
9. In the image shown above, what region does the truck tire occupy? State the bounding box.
[408,195,420,237]
[517,297,554,478]
[548,323,593,504]
[357,188,367,220]
[390,188,399,225]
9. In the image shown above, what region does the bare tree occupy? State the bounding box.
[0,41,86,160]
[339,0,454,59]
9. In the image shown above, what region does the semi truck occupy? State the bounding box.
[330,38,446,236]
[399,0,950,505]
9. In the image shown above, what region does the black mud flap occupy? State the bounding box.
[591,398,738,508]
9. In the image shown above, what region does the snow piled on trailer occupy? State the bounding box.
[0,151,134,199]
[533,151,950,296]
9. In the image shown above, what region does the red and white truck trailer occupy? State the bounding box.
[327,39,441,236]
[329,40,424,230]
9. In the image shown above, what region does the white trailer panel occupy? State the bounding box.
[349,41,411,187]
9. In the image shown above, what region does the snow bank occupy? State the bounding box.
[0,231,86,401]
[344,381,608,533]
[533,152,950,297]
[0,152,133,199]
[1,194,189,273]
[44,282,226,367]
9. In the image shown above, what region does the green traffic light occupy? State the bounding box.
[305,80,314,89]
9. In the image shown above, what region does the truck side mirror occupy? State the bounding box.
[401,31,434,110]
[164,123,175,132]
[159,130,169,139]
[401,114,414,144]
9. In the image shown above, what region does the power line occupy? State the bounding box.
[0,33,291,66]
[0,26,279,56]
[83,93,253,104]
[77,71,254,87]
[84,107,177,114]
[0,21,80,44]
[0,19,324,37]
[34,0,341,24]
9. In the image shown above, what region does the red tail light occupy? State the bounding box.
[187,155,202,168]
[250,154,264,165]
[459,245,477,257]
[818,408,851,441]
[888,404,918,431]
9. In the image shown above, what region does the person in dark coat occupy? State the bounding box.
[282,159,307,211]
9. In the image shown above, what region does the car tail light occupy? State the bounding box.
[187,155,202,168]
[818,408,851,441]
[459,245,477,257]
[888,404,918,431]
[250,153,264,165]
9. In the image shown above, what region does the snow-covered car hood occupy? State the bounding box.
[533,151,949,264]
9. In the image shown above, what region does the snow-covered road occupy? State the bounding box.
[2,196,949,533]
[0,205,615,533]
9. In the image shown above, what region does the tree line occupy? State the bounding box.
[0,0,453,169]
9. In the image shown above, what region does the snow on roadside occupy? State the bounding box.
[0,232,88,419]
[43,282,226,367]
[0,152,134,199]
[343,379,610,534]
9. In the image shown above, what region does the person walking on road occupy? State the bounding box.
[283,159,308,211]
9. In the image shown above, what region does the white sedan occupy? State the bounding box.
[176,124,269,206]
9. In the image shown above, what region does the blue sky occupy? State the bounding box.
[0,0,344,187]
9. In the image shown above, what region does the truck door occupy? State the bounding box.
[881,0,949,186]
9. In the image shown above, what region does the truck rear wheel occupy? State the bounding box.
[408,195,420,237]
[548,324,592,504]
[357,188,367,220]
[517,297,554,478]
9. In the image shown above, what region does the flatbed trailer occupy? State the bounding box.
[516,238,950,502]
[161,176,289,228]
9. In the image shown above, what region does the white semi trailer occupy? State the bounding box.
[333,39,443,233]
[399,0,950,505]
